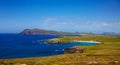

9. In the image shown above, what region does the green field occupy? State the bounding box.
[0,35,120,65]
[59,35,120,42]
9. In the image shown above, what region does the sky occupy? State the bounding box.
[0,0,120,33]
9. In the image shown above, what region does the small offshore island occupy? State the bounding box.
[0,29,120,65]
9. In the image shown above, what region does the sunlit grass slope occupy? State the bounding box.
[59,34,120,42]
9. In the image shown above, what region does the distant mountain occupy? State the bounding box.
[20,28,81,36]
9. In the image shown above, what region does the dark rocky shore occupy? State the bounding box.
[64,47,86,53]
[44,38,87,54]
[45,38,70,44]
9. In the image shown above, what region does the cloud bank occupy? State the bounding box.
[38,16,120,33]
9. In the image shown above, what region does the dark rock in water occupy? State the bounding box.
[64,48,86,53]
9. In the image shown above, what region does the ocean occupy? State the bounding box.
[0,33,94,59]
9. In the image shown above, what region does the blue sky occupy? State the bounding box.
[0,0,120,33]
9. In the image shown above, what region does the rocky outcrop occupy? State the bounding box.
[45,38,60,44]
[64,48,86,53]
[45,38,69,44]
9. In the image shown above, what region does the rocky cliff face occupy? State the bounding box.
[45,38,60,44]
[45,38,70,44]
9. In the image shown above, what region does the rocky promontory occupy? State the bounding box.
[64,47,86,53]
[20,28,81,36]
[45,38,70,44]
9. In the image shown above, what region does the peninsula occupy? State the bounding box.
[20,28,81,36]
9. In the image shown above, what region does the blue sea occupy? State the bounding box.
[0,34,94,59]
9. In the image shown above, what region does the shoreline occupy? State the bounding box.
[75,41,101,44]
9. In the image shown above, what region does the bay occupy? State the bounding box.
[0,34,94,59]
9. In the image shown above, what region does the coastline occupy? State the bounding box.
[75,41,101,44]
[0,35,120,65]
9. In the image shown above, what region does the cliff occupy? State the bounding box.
[45,38,70,44]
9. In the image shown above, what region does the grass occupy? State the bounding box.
[76,42,120,56]
[0,35,120,65]
[59,34,120,42]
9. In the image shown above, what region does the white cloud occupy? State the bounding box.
[39,16,120,32]
[44,18,57,22]
[102,23,110,26]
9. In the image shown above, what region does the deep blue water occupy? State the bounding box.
[0,34,95,59]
